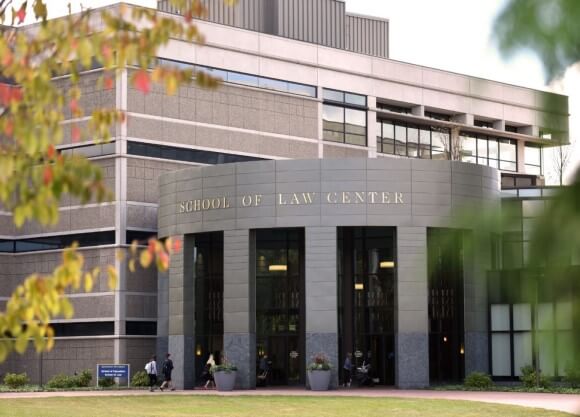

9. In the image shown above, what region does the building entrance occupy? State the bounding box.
[255,228,305,386]
[338,227,396,386]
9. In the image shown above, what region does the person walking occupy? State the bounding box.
[343,352,352,387]
[203,353,216,389]
[160,353,175,391]
[145,355,158,392]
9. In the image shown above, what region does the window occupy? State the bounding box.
[0,231,116,253]
[376,119,449,160]
[322,88,367,146]
[459,133,517,172]
[126,321,157,335]
[539,130,552,140]
[524,143,542,176]
[474,119,494,129]
[505,125,519,133]
[376,103,410,114]
[52,322,114,337]
[157,58,317,98]
[425,111,451,121]
[59,142,116,158]
[127,141,264,164]
[126,230,157,245]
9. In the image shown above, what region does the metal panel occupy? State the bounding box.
[157,0,389,58]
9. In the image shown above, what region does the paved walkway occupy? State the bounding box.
[0,387,578,415]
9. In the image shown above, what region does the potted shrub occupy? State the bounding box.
[307,353,332,391]
[211,360,238,391]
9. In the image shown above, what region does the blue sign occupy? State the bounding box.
[97,364,129,378]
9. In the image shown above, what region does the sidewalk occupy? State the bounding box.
[0,387,578,415]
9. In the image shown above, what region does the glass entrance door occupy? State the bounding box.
[255,228,305,386]
[338,227,396,386]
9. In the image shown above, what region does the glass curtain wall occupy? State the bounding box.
[194,232,224,384]
[338,227,396,386]
[255,228,305,386]
[428,228,465,383]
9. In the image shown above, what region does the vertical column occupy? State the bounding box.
[516,140,526,173]
[317,86,324,159]
[223,229,255,389]
[396,227,429,388]
[464,230,490,375]
[305,227,338,388]
[168,234,195,389]
[367,96,377,158]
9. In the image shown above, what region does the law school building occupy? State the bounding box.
[0,0,577,388]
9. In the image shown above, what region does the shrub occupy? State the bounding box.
[464,372,493,389]
[307,353,332,371]
[3,373,29,389]
[210,364,238,374]
[46,374,76,389]
[98,377,115,387]
[520,365,551,388]
[564,364,580,388]
[131,370,150,387]
[74,370,92,387]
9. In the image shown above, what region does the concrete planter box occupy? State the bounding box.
[307,370,331,391]
[214,371,237,391]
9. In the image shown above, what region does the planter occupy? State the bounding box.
[213,370,237,391]
[307,370,331,391]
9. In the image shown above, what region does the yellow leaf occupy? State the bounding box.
[140,250,152,268]
[129,259,136,273]
[107,266,118,290]
[84,272,93,292]
[15,334,28,354]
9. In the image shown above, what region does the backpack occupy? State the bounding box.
[163,359,173,373]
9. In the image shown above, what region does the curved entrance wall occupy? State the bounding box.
[157,158,499,389]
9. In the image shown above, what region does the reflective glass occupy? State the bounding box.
[537,303,554,330]
[477,138,488,159]
[345,108,366,134]
[492,333,511,376]
[499,139,517,162]
[500,160,516,171]
[322,104,344,132]
[382,121,394,139]
[525,144,542,166]
[491,304,510,331]
[395,124,407,156]
[514,333,533,376]
[556,301,573,330]
[525,165,542,175]
[488,140,499,159]
[431,130,447,160]
[462,135,476,162]
[323,89,344,102]
[513,304,531,330]
[259,77,288,92]
[345,93,366,107]
[419,128,431,159]
[227,71,259,86]
[287,82,316,97]
[407,126,419,157]
[345,134,366,146]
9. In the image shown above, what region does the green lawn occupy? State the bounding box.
[0,395,575,417]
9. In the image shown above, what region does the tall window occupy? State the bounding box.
[376,119,448,160]
[323,88,367,146]
[460,133,517,172]
[524,143,543,175]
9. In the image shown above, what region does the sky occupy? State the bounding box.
[33,0,580,184]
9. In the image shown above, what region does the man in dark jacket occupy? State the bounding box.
[160,353,175,391]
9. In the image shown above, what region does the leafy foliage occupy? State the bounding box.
[75,369,92,388]
[494,0,580,82]
[131,370,150,387]
[520,365,551,389]
[3,372,29,388]
[0,0,220,362]
[45,373,76,389]
[98,377,115,388]
[464,372,493,389]
[210,363,238,374]
[307,353,332,371]
[564,363,580,388]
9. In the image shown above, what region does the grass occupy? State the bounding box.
[0,395,576,417]
[432,384,580,395]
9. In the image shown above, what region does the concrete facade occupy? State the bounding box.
[0,1,569,387]
[157,158,498,388]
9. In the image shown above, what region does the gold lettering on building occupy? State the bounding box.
[178,190,406,214]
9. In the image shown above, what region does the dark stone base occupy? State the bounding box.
[465,331,489,375]
[396,332,429,388]
[168,335,195,389]
[224,333,256,389]
[305,332,338,389]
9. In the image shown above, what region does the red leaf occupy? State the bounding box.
[71,125,81,143]
[4,119,13,136]
[101,44,113,60]
[173,238,182,253]
[184,9,192,23]
[43,166,53,185]
[134,70,150,94]
[147,239,156,254]
[104,76,114,90]
[2,51,13,67]
[69,98,79,114]
[16,4,26,24]
[47,144,55,159]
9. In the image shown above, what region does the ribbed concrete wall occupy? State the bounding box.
[346,14,388,59]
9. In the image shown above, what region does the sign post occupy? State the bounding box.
[97,364,131,388]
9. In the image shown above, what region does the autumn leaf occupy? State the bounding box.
[43,166,53,185]
[15,3,27,24]
[104,76,114,90]
[71,125,81,142]
[134,70,151,94]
